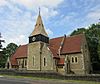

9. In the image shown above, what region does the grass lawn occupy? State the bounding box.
[0,75,100,84]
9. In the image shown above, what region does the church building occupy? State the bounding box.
[6,11,92,75]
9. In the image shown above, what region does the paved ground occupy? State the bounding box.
[0,75,33,84]
[0,77,30,84]
[0,76,74,84]
[0,77,71,84]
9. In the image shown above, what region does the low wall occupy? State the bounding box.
[0,70,100,82]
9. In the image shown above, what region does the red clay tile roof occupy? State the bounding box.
[61,34,83,54]
[10,44,27,65]
[10,34,84,65]
[10,54,18,65]
[49,36,62,58]
[58,58,65,65]
[15,44,27,58]
[49,34,84,56]
[48,46,59,59]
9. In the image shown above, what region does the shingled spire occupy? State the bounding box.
[30,8,48,37]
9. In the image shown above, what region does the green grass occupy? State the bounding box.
[64,80,100,84]
[0,75,100,84]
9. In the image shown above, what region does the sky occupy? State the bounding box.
[0,0,100,47]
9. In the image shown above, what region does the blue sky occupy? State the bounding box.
[0,0,100,47]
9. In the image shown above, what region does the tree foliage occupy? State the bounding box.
[70,23,100,70]
[0,43,18,68]
[71,28,86,35]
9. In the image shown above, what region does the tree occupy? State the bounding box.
[71,28,86,36]
[0,43,18,68]
[70,23,100,70]
[5,43,18,58]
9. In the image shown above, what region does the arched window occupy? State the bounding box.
[25,59,27,66]
[33,56,34,66]
[72,57,74,63]
[44,58,46,66]
[18,59,20,65]
[7,63,9,69]
[22,59,24,68]
[75,57,78,63]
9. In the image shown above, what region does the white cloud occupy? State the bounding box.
[0,0,64,20]
[0,12,34,47]
[54,15,73,26]
[46,28,53,36]
[0,0,63,47]
[9,0,63,19]
[0,0,8,6]
[11,0,63,9]
[11,0,33,9]
[41,7,58,19]
[87,10,100,21]
[7,34,26,45]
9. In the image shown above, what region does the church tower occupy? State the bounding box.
[27,9,54,71]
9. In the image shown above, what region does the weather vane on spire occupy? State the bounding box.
[39,7,41,15]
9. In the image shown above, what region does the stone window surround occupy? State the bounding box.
[25,59,27,66]
[71,56,78,63]
[18,59,20,65]
[43,57,47,66]
[33,56,35,66]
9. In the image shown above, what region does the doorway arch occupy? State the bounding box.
[7,63,9,69]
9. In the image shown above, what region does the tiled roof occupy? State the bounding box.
[10,34,84,65]
[61,35,83,54]
[10,44,27,65]
[58,58,65,65]
[10,55,17,65]
[15,44,27,58]
[48,46,59,58]
[49,36,62,58]
[49,34,83,56]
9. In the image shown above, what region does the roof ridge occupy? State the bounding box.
[10,44,27,58]
[69,34,84,38]
[50,34,84,40]
[19,44,28,46]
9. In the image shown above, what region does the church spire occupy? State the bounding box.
[30,8,48,37]
[39,7,40,15]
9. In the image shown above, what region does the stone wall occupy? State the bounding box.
[27,42,41,70]
[40,43,54,70]
[59,50,91,75]
[64,53,86,74]
[0,70,100,82]
[27,42,54,71]
[82,35,92,74]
